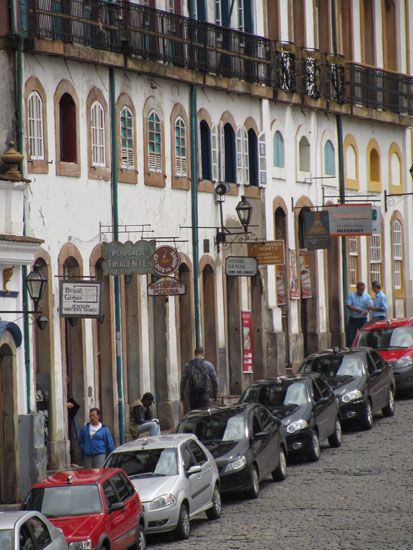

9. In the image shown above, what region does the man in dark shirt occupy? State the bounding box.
[180,346,218,411]
[129,392,160,438]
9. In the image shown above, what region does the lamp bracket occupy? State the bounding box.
[384,189,413,212]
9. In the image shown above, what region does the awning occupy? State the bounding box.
[0,321,23,348]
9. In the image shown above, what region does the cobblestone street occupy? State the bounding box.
[148,395,413,550]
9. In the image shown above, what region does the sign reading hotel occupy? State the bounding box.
[304,210,331,250]
[226,256,258,277]
[147,277,186,296]
[247,240,285,265]
[102,240,156,275]
[327,204,373,236]
[59,280,103,318]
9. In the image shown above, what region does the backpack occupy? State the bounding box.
[189,362,208,396]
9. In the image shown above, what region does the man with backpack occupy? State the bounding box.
[180,346,218,411]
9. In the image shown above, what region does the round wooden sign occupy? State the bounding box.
[153,246,180,275]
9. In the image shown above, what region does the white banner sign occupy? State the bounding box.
[226,256,258,277]
[59,281,103,318]
[327,204,373,236]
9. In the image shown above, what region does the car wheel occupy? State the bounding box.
[328,419,343,448]
[246,465,260,499]
[361,401,374,430]
[134,524,146,550]
[206,484,222,520]
[306,431,321,462]
[272,448,287,481]
[174,503,190,540]
[382,389,395,417]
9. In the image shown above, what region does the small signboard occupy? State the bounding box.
[241,311,254,373]
[226,256,258,277]
[154,246,180,276]
[102,240,155,275]
[147,277,186,297]
[327,204,373,236]
[372,206,381,234]
[59,280,103,318]
[304,211,331,250]
[247,240,285,265]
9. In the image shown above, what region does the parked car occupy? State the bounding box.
[176,403,287,499]
[0,510,67,550]
[353,318,413,393]
[22,468,145,550]
[300,348,395,429]
[240,375,342,462]
[104,434,221,540]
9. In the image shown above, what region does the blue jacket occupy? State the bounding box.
[78,423,115,457]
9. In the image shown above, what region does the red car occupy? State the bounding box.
[22,468,145,550]
[354,318,413,393]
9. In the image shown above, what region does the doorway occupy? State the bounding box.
[226,275,242,395]
[202,264,217,369]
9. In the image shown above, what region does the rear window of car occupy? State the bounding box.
[177,413,246,442]
[358,325,413,349]
[23,484,102,517]
[0,530,13,550]
[106,449,178,478]
[302,355,364,378]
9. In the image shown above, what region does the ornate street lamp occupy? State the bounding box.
[25,265,47,312]
[235,196,253,232]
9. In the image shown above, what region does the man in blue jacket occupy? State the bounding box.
[79,408,115,468]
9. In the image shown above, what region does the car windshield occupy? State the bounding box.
[106,449,178,478]
[177,413,246,442]
[358,326,413,349]
[23,485,102,517]
[302,355,364,378]
[243,382,309,407]
[0,530,13,550]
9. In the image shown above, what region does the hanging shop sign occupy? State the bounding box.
[372,206,381,234]
[241,311,254,373]
[59,280,103,318]
[154,245,180,276]
[276,265,287,306]
[226,256,258,277]
[247,240,285,265]
[147,276,186,297]
[289,249,300,300]
[102,240,156,275]
[304,210,331,250]
[327,204,372,236]
[299,249,312,299]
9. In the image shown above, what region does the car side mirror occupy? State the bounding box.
[187,464,202,476]
[109,502,124,513]
[254,431,267,440]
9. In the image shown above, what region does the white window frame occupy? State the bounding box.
[148,109,162,173]
[215,0,222,25]
[238,0,245,31]
[369,233,382,285]
[91,100,105,167]
[28,91,44,160]
[211,124,219,182]
[392,220,403,290]
[219,121,225,182]
[258,132,267,187]
[236,127,248,185]
[297,135,311,182]
[120,106,134,170]
[175,116,187,177]
[348,236,358,289]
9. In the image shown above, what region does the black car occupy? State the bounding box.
[300,348,396,430]
[176,403,287,499]
[240,374,342,462]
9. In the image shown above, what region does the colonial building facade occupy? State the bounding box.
[0,0,412,497]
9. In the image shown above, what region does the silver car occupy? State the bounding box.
[0,510,67,549]
[105,434,221,540]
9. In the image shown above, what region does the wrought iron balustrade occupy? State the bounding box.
[274,42,296,92]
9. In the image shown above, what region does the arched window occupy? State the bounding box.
[273,131,284,168]
[60,93,77,163]
[369,232,382,286]
[348,236,359,290]
[367,142,381,191]
[324,140,335,176]
[120,106,134,170]
[175,116,187,177]
[370,149,380,181]
[200,120,211,180]
[148,110,162,173]
[299,136,310,172]
[390,152,402,187]
[347,145,357,180]
[392,219,403,291]
[91,101,105,167]
[224,123,236,183]
[248,128,258,186]
[28,91,44,160]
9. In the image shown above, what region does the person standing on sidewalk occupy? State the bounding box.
[78,408,115,468]
[345,281,372,347]
[180,346,218,411]
[369,281,388,321]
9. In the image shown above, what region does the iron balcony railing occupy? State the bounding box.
[25,0,412,115]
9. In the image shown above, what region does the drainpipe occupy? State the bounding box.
[189,1,201,347]
[109,67,125,444]
[10,0,32,412]
[331,0,348,333]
